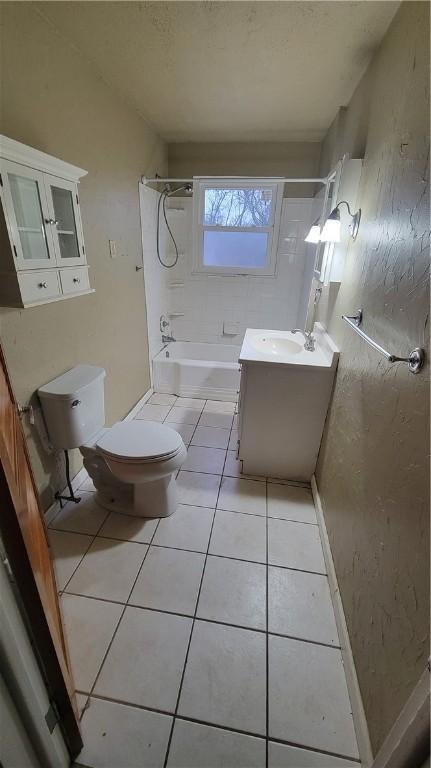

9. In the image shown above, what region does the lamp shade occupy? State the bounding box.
[304,223,321,243]
[320,208,341,243]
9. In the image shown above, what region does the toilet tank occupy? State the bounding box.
[38,365,106,450]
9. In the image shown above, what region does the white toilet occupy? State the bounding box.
[38,365,187,518]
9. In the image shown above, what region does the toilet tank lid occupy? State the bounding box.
[38,365,106,400]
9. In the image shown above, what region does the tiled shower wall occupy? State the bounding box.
[141,192,316,350]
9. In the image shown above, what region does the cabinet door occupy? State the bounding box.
[0,160,57,270]
[44,175,86,267]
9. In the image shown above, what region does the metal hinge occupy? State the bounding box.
[13,244,18,258]
[45,700,60,734]
[82,244,85,255]
[76,194,79,205]
[0,173,3,187]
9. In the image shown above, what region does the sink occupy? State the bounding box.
[250,335,302,356]
[239,325,339,369]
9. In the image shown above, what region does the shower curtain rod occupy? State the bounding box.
[141,175,328,185]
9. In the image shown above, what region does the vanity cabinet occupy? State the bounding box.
[237,326,339,482]
[0,136,93,307]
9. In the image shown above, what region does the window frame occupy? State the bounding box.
[192,179,283,277]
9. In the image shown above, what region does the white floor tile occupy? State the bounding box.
[197,556,266,629]
[191,426,230,449]
[129,546,205,615]
[175,397,205,410]
[66,537,147,602]
[177,471,221,508]
[50,493,108,536]
[228,429,239,451]
[268,483,317,524]
[218,476,266,517]
[165,423,195,445]
[179,621,266,735]
[268,567,339,645]
[268,518,326,573]
[223,451,263,480]
[204,400,236,414]
[149,393,177,406]
[168,719,265,768]
[152,504,214,553]
[61,594,122,693]
[269,742,358,767]
[135,403,172,421]
[79,697,172,768]
[182,445,226,474]
[94,607,192,712]
[165,407,201,427]
[209,509,266,563]
[268,635,359,758]
[48,529,92,591]
[198,410,234,429]
[98,512,159,544]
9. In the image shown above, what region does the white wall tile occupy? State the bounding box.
[142,194,317,350]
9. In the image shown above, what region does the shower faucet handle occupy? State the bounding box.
[160,314,170,332]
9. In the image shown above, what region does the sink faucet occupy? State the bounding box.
[291,328,315,352]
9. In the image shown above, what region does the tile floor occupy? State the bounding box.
[48,394,360,768]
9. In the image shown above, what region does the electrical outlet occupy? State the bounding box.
[109,239,117,258]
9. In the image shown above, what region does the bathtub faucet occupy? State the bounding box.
[160,314,175,343]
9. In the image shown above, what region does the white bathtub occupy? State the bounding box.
[153,342,241,402]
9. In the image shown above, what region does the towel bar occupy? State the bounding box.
[342,310,425,374]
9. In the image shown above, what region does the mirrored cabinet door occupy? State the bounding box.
[44,175,86,267]
[1,160,57,270]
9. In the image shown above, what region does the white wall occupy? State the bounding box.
[141,194,316,350]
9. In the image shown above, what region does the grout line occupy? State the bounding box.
[163,398,228,768]
[59,507,111,593]
[265,476,269,768]
[77,692,360,764]
[82,516,162,707]
[60,591,341,650]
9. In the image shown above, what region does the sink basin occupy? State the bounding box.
[239,325,339,369]
[251,335,302,356]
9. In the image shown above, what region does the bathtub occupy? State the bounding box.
[153,341,241,402]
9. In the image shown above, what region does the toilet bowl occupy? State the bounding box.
[95,421,187,518]
[38,365,187,519]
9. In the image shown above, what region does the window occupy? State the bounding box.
[193,180,283,275]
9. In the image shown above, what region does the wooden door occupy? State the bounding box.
[0,343,82,758]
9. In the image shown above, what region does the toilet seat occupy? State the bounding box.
[96,420,184,464]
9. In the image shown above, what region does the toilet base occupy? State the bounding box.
[92,474,178,519]
[134,474,177,518]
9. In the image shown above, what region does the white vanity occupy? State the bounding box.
[237,324,339,481]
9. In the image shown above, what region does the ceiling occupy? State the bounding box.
[37,1,399,143]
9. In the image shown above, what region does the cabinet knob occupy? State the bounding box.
[72,277,80,283]
[38,281,48,288]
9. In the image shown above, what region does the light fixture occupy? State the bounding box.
[304,219,321,243]
[320,200,361,243]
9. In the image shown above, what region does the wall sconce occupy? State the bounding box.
[320,200,361,243]
[304,219,321,243]
[305,201,361,244]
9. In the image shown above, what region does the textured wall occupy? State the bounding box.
[315,2,430,752]
[0,4,166,508]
